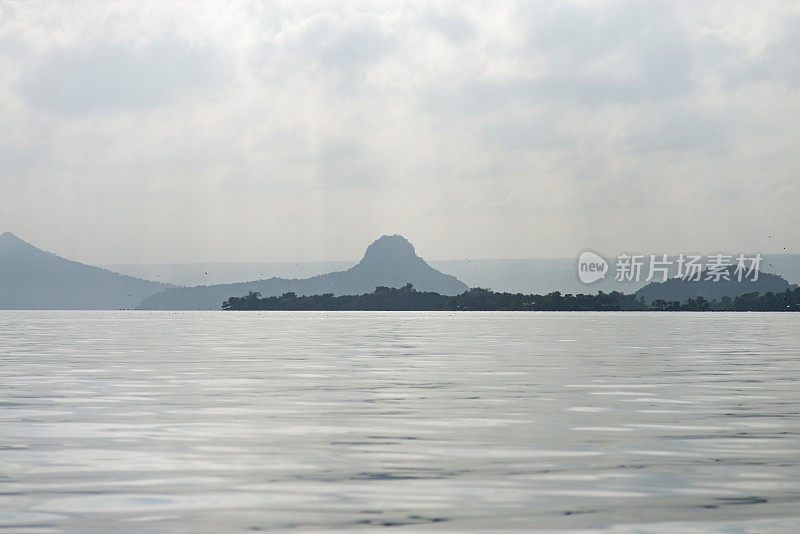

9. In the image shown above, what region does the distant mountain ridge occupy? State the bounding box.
[103,261,356,287]
[4,230,797,310]
[0,232,167,309]
[635,266,792,304]
[108,255,800,295]
[137,235,469,310]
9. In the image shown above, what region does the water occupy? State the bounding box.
[1,311,799,533]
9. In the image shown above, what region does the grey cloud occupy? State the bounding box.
[424,10,475,44]
[725,15,800,89]
[519,2,693,104]
[521,1,681,63]
[424,5,695,115]
[317,140,362,164]
[20,39,228,114]
[2,1,798,262]
[0,139,51,173]
[292,16,396,80]
[323,27,394,71]
[425,56,692,116]
[481,118,564,151]
[631,108,729,152]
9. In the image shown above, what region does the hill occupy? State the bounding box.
[223,285,800,312]
[104,254,800,294]
[103,260,355,286]
[0,232,167,309]
[137,235,469,310]
[635,267,792,304]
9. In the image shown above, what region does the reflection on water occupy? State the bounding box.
[1,311,799,532]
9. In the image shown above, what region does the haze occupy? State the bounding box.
[1,1,798,264]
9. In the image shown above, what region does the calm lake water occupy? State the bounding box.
[1,311,799,533]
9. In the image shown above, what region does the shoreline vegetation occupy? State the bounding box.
[222,284,800,312]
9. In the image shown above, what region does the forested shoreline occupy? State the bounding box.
[222,284,800,312]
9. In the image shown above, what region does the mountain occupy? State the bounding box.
[634,267,792,304]
[434,254,800,295]
[0,232,167,309]
[431,258,649,295]
[103,261,356,287]
[103,254,800,295]
[138,235,469,310]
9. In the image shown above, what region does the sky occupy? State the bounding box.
[1,0,799,264]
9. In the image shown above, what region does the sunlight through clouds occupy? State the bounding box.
[1,0,798,263]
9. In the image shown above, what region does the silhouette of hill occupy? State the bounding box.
[138,235,469,310]
[104,254,800,293]
[103,261,356,286]
[0,232,167,309]
[223,284,800,312]
[635,267,791,304]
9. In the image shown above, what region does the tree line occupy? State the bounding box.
[222,284,800,312]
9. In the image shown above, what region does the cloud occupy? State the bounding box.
[424,10,475,44]
[481,116,564,152]
[271,11,398,85]
[630,105,730,152]
[21,38,228,114]
[725,14,800,89]
[0,1,798,262]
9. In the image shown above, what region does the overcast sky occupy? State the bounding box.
[1,0,798,264]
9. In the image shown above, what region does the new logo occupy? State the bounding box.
[577,251,608,284]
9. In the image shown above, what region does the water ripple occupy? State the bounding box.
[1,310,799,532]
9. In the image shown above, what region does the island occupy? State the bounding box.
[222,284,800,312]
